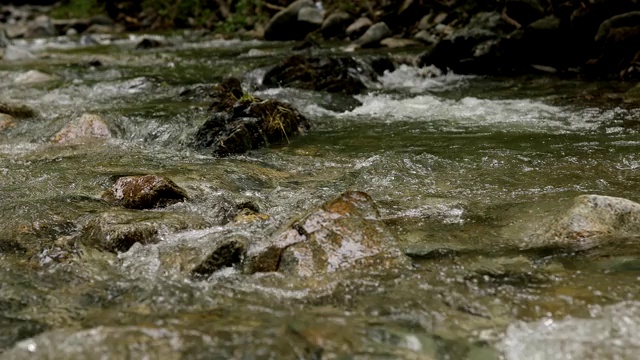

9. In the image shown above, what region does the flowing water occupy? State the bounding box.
[1,34,640,359]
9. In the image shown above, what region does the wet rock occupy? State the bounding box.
[135,37,165,49]
[103,174,189,210]
[414,30,438,45]
[418,11,513,74]
[0,102,38,118]
[190,237,247,278]
[79,210,207,253]
[297,7,324,29]
[193,77,310,156]
[595,11,640,43]
[2,326,220,359]
[321,11,352,39]
[380,37,421,49]
[244,191,411,276]
[24,15,56,38]
[346,17,372,40]
[14,70,57,84]
[2,45,36,61]
[51,113,112,144]
[0,29,10,48]
[353,22,392,48]
[527,195,640,249]
[263,0,315,41]
[262,55,393,95]
[0,113,15,131]
[504,0,546,27]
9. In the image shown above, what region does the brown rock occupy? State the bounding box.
[105,175,189,210]
[0,113,15,131]
[244,191,411,276]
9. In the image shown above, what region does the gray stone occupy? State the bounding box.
[353,22,392,48]
[346,17,372,40]
[528,15,561,32]
[14,70,56,84]
[298,7,324,26]
[414,29,438,45]
[2,45,36,61]
[51,113,112,144]
[380,37,421,49]
[263,0,315,41]
[25,15,56,38]
[0,29,10,48]
[321,11,352,39]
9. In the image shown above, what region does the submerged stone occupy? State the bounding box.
[0,102,38,119]
[104,175,189,210]
[79,210,208,253]
[527,195,640,249]
[0,113,15,131]
[193,77,310,156]
[51,113,112,144]
[13,70,56,85]
[244,191,411,276]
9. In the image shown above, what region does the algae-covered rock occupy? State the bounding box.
[193,77,310,157]
[51,113,112,144]
[526,195,640,249]
[103,175,189,210]
[244,191,411,276]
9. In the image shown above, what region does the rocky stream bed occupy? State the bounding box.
[2,8,640,358]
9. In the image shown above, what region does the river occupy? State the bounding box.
[1,33,640,359]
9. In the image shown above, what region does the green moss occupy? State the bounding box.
[50,0,105,19]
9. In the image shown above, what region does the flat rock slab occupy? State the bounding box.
[104,175,189,210]
[244,191,411,276]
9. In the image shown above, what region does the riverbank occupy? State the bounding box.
[2,0,640,80]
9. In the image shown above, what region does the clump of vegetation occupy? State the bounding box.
[50,0,106,19]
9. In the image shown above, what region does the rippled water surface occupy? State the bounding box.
[1,34,640,359]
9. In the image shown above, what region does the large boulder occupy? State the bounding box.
[103,174,189,210]
[262,55,394,95]
[193,77,310,156]
[526,195,640,249]
[244,191,411,276]
[263,0,316,41]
